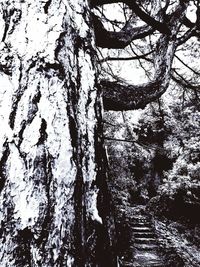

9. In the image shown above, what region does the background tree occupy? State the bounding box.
[0,0,199,266]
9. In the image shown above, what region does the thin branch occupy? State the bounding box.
[130,43,152,79]
[172,69,200,90]
[104,136,167,152]
[183,16,195,28]
[175,55,200,76]
[177,26,197,46]
[99,50,153,62]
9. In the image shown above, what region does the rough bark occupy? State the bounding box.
[0,1,116,266]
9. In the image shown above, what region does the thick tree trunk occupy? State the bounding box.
[0,1,116,266]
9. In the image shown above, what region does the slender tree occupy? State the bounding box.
[0,0,199,266]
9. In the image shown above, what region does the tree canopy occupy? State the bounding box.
[91,0,200,110]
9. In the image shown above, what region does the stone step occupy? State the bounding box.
[132,222,152,228]
[134,218,150,223]
[134,251,162,261]
[132,227,152,232]
[135,260,164,267]
[135,243,158,251]
[134,232,155,238]
[134,263,164,267]
[140,262,164,267]
[134,237,157,244]
[119,206,165,267]
[120,261,134,267]
[134,261,164,266]
[120,261,164,267]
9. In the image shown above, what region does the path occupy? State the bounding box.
[119,206,165,267]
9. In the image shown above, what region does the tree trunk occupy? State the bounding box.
[0,1,116,266]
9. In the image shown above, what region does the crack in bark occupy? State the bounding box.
[9,59,46,129]
[11,88,42,169]
[43,0,52,14]
[2,9,11,42]
[35,152,54,249]
[9,85,27,129]
[0,141,10,193]
[1,8,22,42]
[27,86,41,124]
[66,79,86,266]
[37,118,48,145]
[9,59,24,129]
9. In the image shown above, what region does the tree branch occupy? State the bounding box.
[92,14,153,48]
[91,0,171,35]
[99,50,153,62]
[177,3,200,45]
[126,0,170,35]
[183,16,195,28]
[98,1,190,110]
[175,55,200,76]
[172,70,200,90]
[91,0,121,7]
[100,79,165,110]
[177,26,197,46]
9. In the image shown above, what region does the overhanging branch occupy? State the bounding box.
[96,1,190,111]
[93,14,153,48]
[91,0,171,35]
[100,79,166,110]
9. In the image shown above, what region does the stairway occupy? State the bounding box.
[119,207,165,267]
[132,215,164,266]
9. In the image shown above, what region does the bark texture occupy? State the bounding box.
[0,1,116,266]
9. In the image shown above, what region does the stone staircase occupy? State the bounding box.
[120,207,165,267]
[132,215,164,266]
